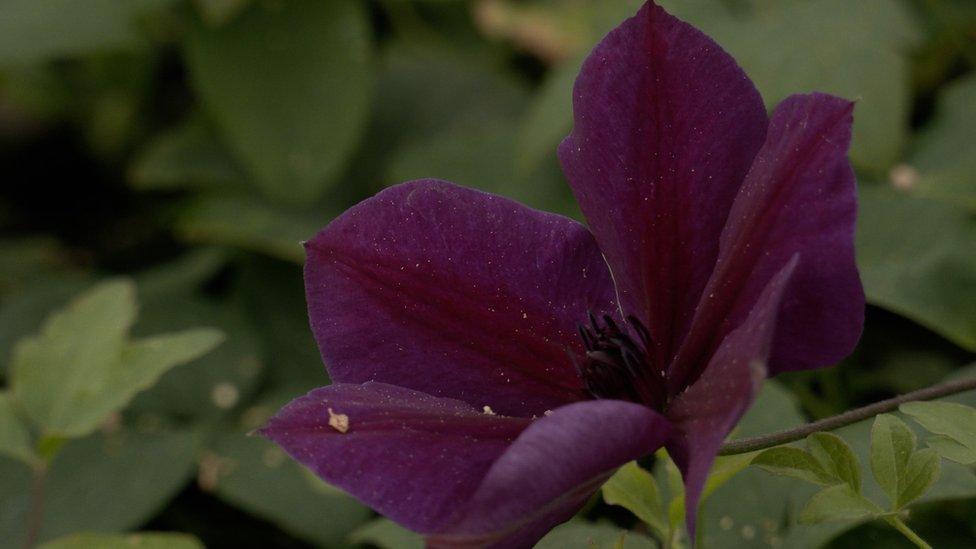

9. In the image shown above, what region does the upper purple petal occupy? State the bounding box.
[558,1,768,371]
[304,179,617,417]
[430,399,672,548]
[665,256,797,537]
[668,93,864,391]
[260,382,531,532]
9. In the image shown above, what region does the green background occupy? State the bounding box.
[1,0,974,547]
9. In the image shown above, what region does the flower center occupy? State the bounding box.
[576,313,665,409]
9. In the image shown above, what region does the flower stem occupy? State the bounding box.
[718,377,976,455]
[663,524,681,549]
[884,516,933,549]
[23,463,47,549]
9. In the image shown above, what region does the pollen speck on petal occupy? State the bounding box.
[327,407,350,433]
[482,405,496,415]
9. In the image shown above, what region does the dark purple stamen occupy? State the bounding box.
[575,313,665,409]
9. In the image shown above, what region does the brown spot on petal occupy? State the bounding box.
[328,408,350,433]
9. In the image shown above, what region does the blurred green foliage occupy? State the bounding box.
[0,0,974,547]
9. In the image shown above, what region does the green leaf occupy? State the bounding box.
[134,248,230,301]
[375,45,579,218]
[10,279,224,438]
[703,453,757,502]
[870,414,917,505]
[349,519,423,549]
[897,448,941,508]
[129,117,244,191]
[128,296,262,421]
[369,46,527,156]
[205,424,371,547]
[926,435,976,465]
[798,484,879,524]
[39,532,204,549]
[184,0,372,204]
[385,107,577,217]
[900,401,976,453]
[113,328,225,400]
[175,191,324,263]
[0,392,34,464]
[194,0,253,26]
[385,105,519,190]
[909,75,976,211]
[11,280,135,435]
[856,184,976,351]
[857,415,976,508]
[807,433,862,493]
[1,248,227,378]
[602,461,666,537]
[772,400,976,549]
[237,259,325,390]
[779,412,976,546]
[0,63,72,123]
[661,450,685,530]
[864,346,957,395]
[0,236,64,297]
[364,45,529,194]
[946,362,976,405]
[515,57,580,176]
[687,0,922,173]
[535,521,656,549]
[752,446,835,486]
[695,381,811,548]
[666,452,755,529]
[0,0,169,66]
[0,273,92,376]
[0,429,200,545]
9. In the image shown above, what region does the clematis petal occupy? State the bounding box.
[558,1,768,369]
[263,384,671,549]
[260,382,532,533]
[430,399,672,548]
[665,256,797,536]
[670,93,864,391]
[304,179,616,417]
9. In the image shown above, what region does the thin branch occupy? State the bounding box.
[23,463,47,549]
[885,516,933,549]
[719,377,976,455]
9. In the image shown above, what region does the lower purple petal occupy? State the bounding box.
[432,399,673,548]
[263,384,672,548]
[665,257,797,537]
[260,382,530,532]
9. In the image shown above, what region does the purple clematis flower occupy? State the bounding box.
[261,1,865,546]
